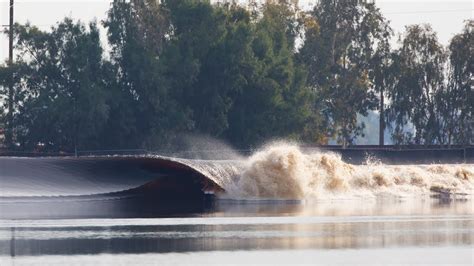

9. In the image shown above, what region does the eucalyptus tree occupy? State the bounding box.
[437,20,473,145]
[300,0,392,146]
[387,24,446,145]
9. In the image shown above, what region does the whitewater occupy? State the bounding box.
[175,142,474,200]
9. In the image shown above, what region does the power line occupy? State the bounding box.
[385,9,474,15]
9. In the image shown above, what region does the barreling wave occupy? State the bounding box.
[0,156,231,199]
[0,142,473,201]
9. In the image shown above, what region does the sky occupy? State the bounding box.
[0,0,472,61]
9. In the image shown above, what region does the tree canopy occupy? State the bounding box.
[0,0,472,152]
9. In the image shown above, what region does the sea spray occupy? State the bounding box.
[216,143,474,200]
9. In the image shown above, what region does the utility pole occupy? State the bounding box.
[5,0,14,147]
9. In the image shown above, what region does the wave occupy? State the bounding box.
[0,156,234,199]
[0,143,473,200]
[223,143,474,200]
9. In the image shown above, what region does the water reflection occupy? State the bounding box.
[0,199,472,258]
[210,198,474,217]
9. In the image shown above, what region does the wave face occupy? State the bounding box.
[0,143,473,200]
[0,157,161,197]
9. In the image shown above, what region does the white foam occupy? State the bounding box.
[184,142,474,200]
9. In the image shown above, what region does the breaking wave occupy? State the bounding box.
[0,142,473,200]
[221,143,474,200]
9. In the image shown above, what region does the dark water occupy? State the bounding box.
[0,198,473,265]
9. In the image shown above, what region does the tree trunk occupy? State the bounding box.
[379,87,384,146]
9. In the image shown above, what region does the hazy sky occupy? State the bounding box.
[0,0,472,61]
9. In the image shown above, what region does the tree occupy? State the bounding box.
[104,0,192,149]
[162,0,248,137]
[162,0,314,147]
[0,65,9,142]
[387,24,446,145]
[367,15,393,146]
[437,20,473,145]
[300,0,392,146]
[4,0,468,152]
[9,19,109,152]
[225,0,314,147]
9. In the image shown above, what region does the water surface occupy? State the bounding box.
[0,199,472,265]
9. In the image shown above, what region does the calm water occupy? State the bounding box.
[0,198,473,265]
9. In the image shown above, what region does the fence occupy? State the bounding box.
[0,145,472,164]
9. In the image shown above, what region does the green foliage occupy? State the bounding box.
[437,20,473,145]
[0,1,471,152]
[103,0,192,149]
[226,1,314,147]
[162,0,249,137]
[387,24,447,145]
[8,19,109,151]
[300,0,392,146]
[0,66,8,130]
